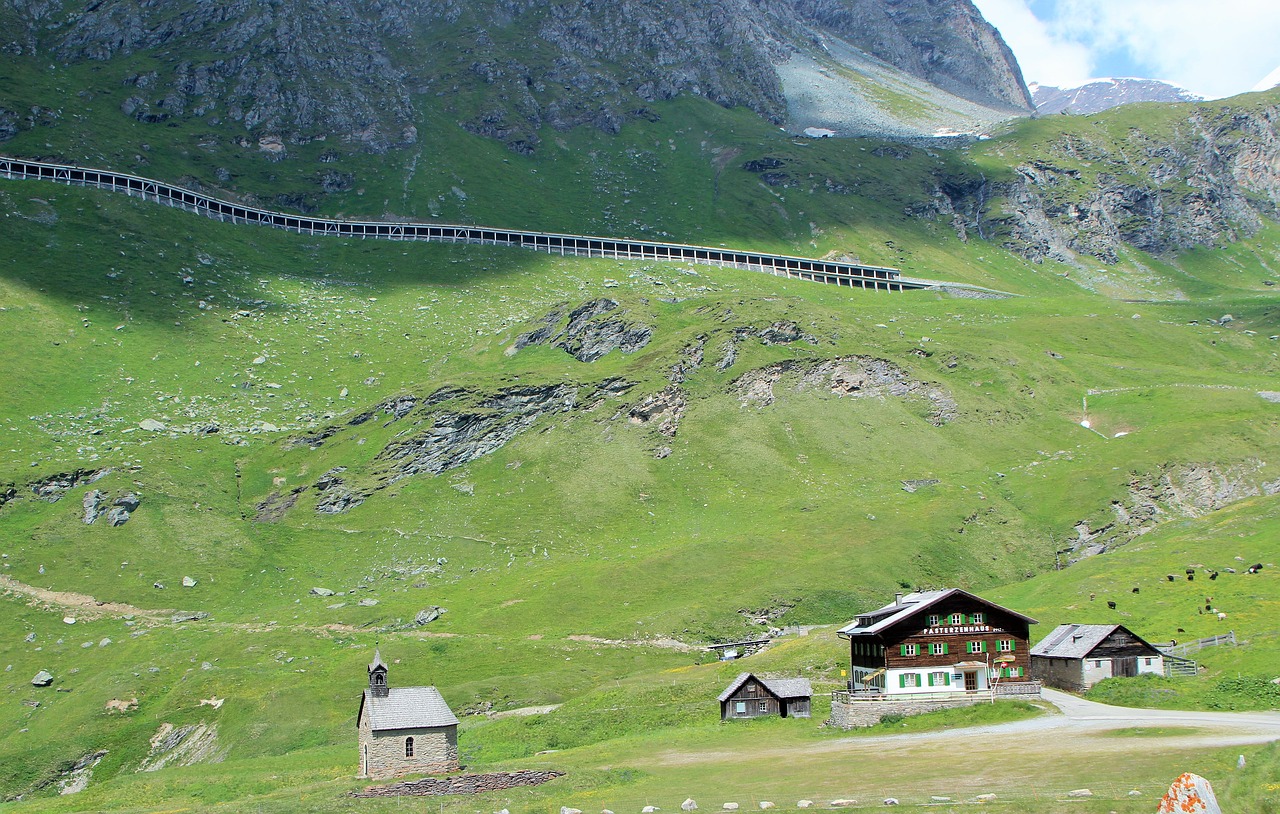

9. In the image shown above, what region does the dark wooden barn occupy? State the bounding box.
[718,673,812,720]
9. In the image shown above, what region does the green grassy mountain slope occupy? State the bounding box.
[0,77,1278,812]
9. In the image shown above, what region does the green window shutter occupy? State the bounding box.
[899,674,906,689]
[980,641,987,653]
[942,643,949,655]
[944,672,951,686]
[927,672,935,687]
[1009,640,1016,652]
[900,644,908,656]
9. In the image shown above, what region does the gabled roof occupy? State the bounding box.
[717,672,812,703]
[369,648,388,673]
[837,588,1037,637]
[1030,624,1162,659]
[359,686,459,731]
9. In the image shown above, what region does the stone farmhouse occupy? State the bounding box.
[718,672,812,720]
[1030,623,1166,691]
[356,649,460,779]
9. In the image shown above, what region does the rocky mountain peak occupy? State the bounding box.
[2,0,1033,151]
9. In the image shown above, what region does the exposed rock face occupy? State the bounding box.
[381,384,580,478]
[734,356,958,426]
[514,299,652,362]
[922,98,1280,266]
[1067,460,1280,560]
[2,0,1029,151]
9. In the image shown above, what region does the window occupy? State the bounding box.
[1092,659,1103,668]
[900,673,920,688]
[967,641,987,654]
[1144,657,1153,666]
[927,614,941,627]
[758,700,768,712]
[405,737,414,758]
[735,701,746,714]
[928,671,951,687]
[900,643,918,656]
[998,639,1014,652]
[949,613,964,625]
[968,612,985,625]
[930,642,948,656]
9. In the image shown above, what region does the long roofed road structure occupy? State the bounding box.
[1,155,1007,296]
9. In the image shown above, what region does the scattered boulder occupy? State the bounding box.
[415,606,445,625]
[31,670,53,686]
[796,803,813,809]
[182,576,197,588]
[758,803,774,810]
[642,807,660,813]
[973,794,997,802]
[106,507,131,526]
[829,802,857,808]
[883,800,899,806]
[105,698,138,712]
[682,800,698,812]
[310,587,336,597]
[139,419,167,432]
[114,493,141,512]
[82,490,105,524]
[722,805,738,811]
[1128,790,1143,797]
[25,632,36,643]
[1157,773,1221,814]
[358,598,379,607]
[561,807,582,814]
[1066,789,1092,798]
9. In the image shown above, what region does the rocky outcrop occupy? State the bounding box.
[734,356,957,426]
[379,384,580,479]
[922,97,1280,266]
[1067,460,1280,560]
[2,0,1029,151]
[513,299,652,362]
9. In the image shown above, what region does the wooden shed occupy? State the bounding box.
[718,673,812,720]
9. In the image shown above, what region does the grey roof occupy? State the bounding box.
[837,588,1037,637]
[1030,624,1160,659]
[369,648,388,673]
[361,686,459,731]
[717,672,812,702]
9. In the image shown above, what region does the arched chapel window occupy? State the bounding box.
[405,737,415,758]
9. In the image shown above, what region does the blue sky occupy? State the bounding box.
[971,0,1280,98]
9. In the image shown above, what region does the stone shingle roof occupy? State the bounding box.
[1031,624,1134,659]
[361,686,459,731]
[717,672,812,702]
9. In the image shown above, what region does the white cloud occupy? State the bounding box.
[971,0,1094,88]
[974,0,1280,98]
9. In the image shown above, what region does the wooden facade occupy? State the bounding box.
[1031,624,1165,690]
[718,673,812,720]
[839,590,1037,696]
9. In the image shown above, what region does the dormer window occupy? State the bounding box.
[949,613,963,625]
[927,614,940,626]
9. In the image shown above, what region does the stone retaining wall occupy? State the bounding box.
[353,770,565,797]
[828,696,990,728]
